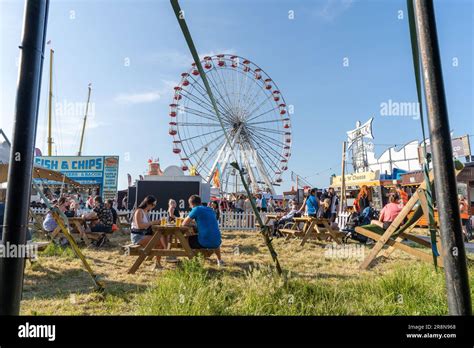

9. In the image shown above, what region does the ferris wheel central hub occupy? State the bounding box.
[168,54,292,194]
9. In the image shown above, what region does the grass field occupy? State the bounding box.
[21,229,474,315]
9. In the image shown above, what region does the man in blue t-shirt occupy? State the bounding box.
[183,195,223,266]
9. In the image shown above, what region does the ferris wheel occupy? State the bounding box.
[168,54,292,194]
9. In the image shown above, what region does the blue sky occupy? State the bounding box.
[1,0,473,192]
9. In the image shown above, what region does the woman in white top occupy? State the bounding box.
[131,195,164,269]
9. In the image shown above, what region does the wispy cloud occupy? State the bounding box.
[113,80,177,105]
[314,0,354,21]
[114,91,161,104]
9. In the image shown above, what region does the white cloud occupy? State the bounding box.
[114,91,161,104]
[314,0,354,21]
[113,80,178,105]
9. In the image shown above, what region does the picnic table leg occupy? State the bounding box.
[175,231,196,259]
[128,231,163,274]
[300,221,316,246]
[74,221,91,246]
[324,221,342,245]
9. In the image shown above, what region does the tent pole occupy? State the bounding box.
[413,0,471,315]
[0,0,50,315]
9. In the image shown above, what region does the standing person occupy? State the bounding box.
[261,194,268,213]
[299,188,319,217]
[167,199,179,223]
[267,196,275,213]
[354,185,371,213]
[210,200,220,221]
[396,184,409,206]
[321,187,339,221]
[130,195,165,270]
[235,195,245,213]
[255,194,262,212]
[182,195,223,266]
[459,194,471,240]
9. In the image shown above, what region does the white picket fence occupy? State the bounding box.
[31,207,266,231]
[336,211,351,230]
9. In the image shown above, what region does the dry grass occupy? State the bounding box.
[20,229,474,315]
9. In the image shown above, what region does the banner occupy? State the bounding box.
[34,155,119,199]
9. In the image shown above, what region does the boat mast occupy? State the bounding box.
[47,48,54,156]
[77,83,92,156]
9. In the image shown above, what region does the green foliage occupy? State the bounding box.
[135,260,458,315]
[40,243,76,259]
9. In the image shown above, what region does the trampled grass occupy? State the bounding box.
[20,229,474,315]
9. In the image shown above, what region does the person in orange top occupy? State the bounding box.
[459,194,470,240]
[396,184,409,206]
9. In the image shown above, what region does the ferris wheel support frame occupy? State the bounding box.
[206,125,243,184]
[245,141,276,195]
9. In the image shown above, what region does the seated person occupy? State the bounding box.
[130,195,165,270]
[372,194,402,230]
[182,195,223,266]
[167,199,179,223]
[83,196,113,233]
[274,201,300,231]
[42,197,68,233]
[106,199,118,225]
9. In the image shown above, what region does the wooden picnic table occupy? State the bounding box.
[126,224,209,274]
[279,216,343,246]
[116,212,131,233]
[51,216,102,245]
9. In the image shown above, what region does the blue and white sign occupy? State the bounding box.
[34,156,119,199]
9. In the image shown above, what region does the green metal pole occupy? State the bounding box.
[170,0,283,275]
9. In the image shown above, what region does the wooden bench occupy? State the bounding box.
[126,225,218,274]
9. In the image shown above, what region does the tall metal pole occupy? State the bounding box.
[78,83,92,156]
[340,141,347,214]
[413,0,471,315]
[47,48,53,156]
[0,0,50,315]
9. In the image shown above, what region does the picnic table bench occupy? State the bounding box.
[51,217,105,246]
[279,216,343,246]
[125,224,218,274]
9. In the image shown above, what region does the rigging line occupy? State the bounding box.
[303,162,342,179]
[246,106,279,124]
